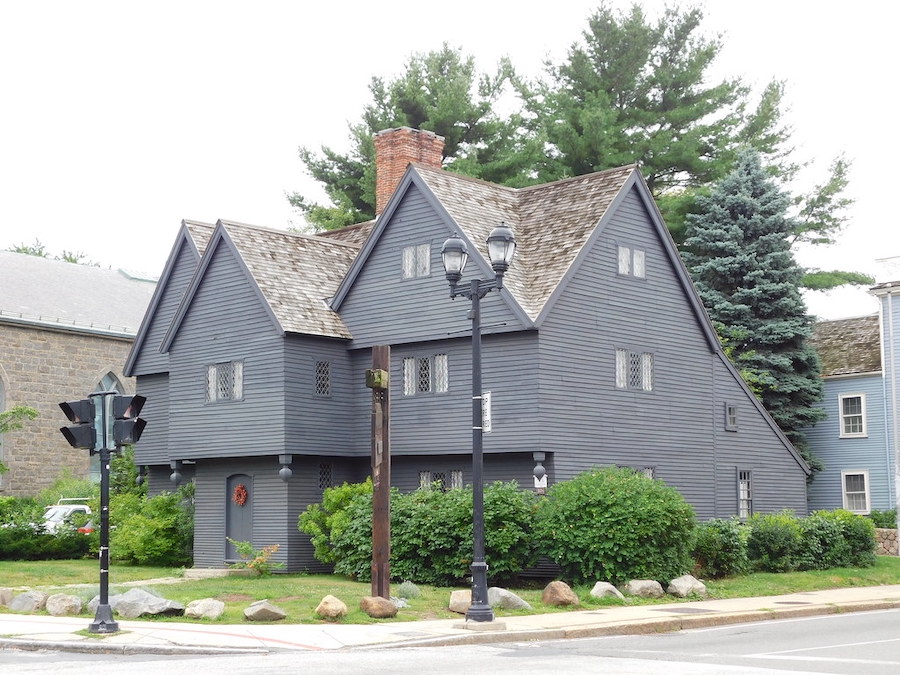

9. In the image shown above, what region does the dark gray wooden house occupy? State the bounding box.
[125,127,810,571]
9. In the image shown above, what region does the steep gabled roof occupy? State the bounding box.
[160,220,358,352]
[123,221,213,376]
[811,314,881,376]
[331,163,638,323]
[0,250,156,339]
[315,220,376,247]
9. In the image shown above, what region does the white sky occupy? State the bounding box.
[0,1,895,320]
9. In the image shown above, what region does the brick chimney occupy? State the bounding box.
[374,127,444,217]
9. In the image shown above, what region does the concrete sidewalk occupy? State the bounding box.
[2,584,900,655]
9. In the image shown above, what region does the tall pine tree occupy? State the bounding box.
[682,148,825,473]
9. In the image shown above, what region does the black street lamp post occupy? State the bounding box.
[440,224,516,623]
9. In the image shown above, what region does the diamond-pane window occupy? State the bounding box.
[314,361,331,397]
[615,349,653,391]
[206,361,243,402]
[617,245,631,275]
[418,471,431,489]
[318,463,333,490]
[633,249,646,278]
[403,354,448,396]
[617,245,646,278]
[450,470,463,489]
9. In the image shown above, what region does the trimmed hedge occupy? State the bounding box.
[536,467,696,584]
[692,517,749,578]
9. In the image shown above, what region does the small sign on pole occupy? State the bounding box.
[482,391,492,434]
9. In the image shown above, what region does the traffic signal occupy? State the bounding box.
[112,395,146,445]
[59,399,96,449]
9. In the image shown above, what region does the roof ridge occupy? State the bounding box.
[410,163,519,193]
[216,219,361,250]
[517,164,637,193]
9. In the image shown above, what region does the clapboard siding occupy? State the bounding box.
[133,373,169,464]
[806,373,890,511]
[131,241,198,376]
[339,185,521,348]
[284,336,357,456]
[536,187,807,519]
[167,243,286,459]
[391,452,548,492]
[386,333,540,457]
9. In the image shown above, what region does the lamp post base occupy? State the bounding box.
[89,604,119,634]
[467,560,494,622]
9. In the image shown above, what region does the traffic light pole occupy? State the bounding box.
[60,390,146,634]
[89,391,118,634]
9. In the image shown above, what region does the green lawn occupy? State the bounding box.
[2,556,899,624]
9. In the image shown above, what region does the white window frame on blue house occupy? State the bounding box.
[838,393,867,437]
[206,360,243,403]
[617,245,646,278]
[401,243,431,279]
[841,469,870,514]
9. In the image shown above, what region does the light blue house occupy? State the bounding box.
[807,282,900,514]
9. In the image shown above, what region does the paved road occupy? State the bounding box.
[2,609,900,673]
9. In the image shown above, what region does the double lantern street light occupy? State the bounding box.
[440,223,516,623]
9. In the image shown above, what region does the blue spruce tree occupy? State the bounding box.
[683,148,825,472]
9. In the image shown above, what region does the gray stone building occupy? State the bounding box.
[0,252,156,495]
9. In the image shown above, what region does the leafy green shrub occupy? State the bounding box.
[868,509,897,529]
[299,478,373,564]
[111,485,193,566]
[796,512,848,570]
[536,467,696,584]
[691,518,749,578]
[825,509,876,567]
[747,511,802,572]
[300,480,540,585]
[36,470,98,507]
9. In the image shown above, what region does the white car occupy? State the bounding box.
[42,499,92,533]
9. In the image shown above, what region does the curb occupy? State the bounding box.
[361,599,900,650]
[0,637,268,656]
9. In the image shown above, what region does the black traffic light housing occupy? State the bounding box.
[112,395,146,446]
[59,399,96,449]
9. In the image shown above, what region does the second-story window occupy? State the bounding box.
[617,245,646,278]
[402,243,431,279]
[206,360,243,402]
[314,361,331,397]
[403,354,449,395]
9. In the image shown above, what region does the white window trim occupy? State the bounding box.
[737,469,752,520]
[838,393,867,438]
[206,360,243,403]
[402,354,449,396]
[841,469,871,514]
[615,348,654,391]
[402,243,431,279]
[617,245,646,279]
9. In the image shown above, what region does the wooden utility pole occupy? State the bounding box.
[366,345,391,599]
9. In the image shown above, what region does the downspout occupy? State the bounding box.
[889,291,900,551]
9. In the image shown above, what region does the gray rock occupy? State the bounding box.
[589,581,625,600]
[9,590,48,612]
[624,579,665,598]
[112,588,184,619]
[244,599,287,621]
[667,574,708,598]
[185,598,226,620]
[0,588,13,607]
[448,589,471,614]
[46,593,83,616]
[488,586,532,610]
[360,595,398,618]
[390,596,409,609]
[314,595,346,620]
[542,580,579,607]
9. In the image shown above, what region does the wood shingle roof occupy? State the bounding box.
[810,314,881,376]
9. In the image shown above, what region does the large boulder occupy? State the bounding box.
[244,599,287,621]
[623,579,664,598]
[541,581,579,607]
[185,598,226,620]
[99,588,184,619]
[589,581,625,600]
[314,595,347,620]
[9,590,48,612]
[488,587,532,610]
[46,593,83,616]
[667,574,708,598]
[448,589,471,614]
[360,596,398,618]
